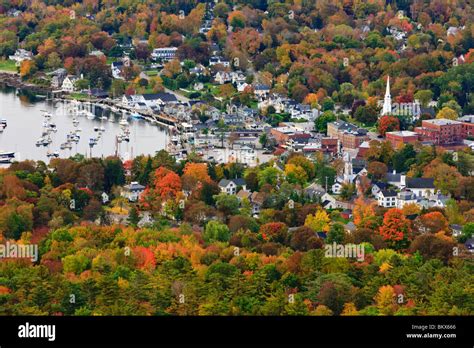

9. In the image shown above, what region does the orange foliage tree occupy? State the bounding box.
[379,209,412,249]
[414,211,448,234]
[353,197,377,227]
[183,163,211,183]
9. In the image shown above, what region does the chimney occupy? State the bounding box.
[400,175,406,187]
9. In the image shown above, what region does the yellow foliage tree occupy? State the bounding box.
[401,202,421,216]
[341,302,359,316]
[374,285,396,315]
[436,106,458,120]
[304,209,330,232]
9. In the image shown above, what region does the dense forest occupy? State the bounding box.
[0,147,473,315]
[0,0,474,316]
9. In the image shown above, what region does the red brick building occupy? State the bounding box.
[385,131,419,148]
[414,119,463,145]
[327,121,369,149]
[459,115,474,138]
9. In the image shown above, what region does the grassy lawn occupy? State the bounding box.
[144,70,158,77]
[0,59,18,72]
[106,57,118,65]
[69,93,89,100]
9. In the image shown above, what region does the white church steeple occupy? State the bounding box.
[382,75,392,115]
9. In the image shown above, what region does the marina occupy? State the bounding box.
[0,84,169,162]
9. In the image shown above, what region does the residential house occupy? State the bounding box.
[218,178,247,195]
[250,191,265,216]
[230,71,246,84]
[9,49,33,66]
[214,71,231,84]
[377,189,398,208]
[303,182,326,200]
[50,68,68,89]
[111,61,124,79]
[209,56,230,67]
[405,177,435,198]
[371,181,389,196]
[151,47,178,61]
[236,189,252,201]
[236,81,249,92]
[121,182,145,202]
[254,84,270,99]
[395,190,418,208]
[61,75,79,93]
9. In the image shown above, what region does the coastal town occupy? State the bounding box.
[0,0,473,320]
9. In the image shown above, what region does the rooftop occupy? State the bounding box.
[423,118,463,126]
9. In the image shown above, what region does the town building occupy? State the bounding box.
[151,47,178,61]
[385,130,419,148]
[327,121,369,150]
[415,119,463,146]
[459,115,474,138]
[381,75,392,116]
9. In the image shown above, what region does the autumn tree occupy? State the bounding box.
[289,226,323,251]
[423,159,462,195]
[378,116,400,137]
[379,209,412,249]
[413,212,448,235]
[153,166,182,200]
[374,285,396,315]
[19,60,37,79]
[259,222,288,243]
[353,197,377,228]
[183,162,211,184]
[436,106,458,120]
[304,209,330,232]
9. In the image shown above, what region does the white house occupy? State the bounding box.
[236,81,249,92]
[61,75,79,93]
[254,84,270,98]
[404,177,435,198]
[230,71,246,84]
[377,189,398,208]
[121,182,145,202]
[151,47,178,61]
[111,61,125,79]
[218,178,247,195]
[9,49,33,66]
[214,71,231,85]
[209,56,230,67]
[396,190,418,209]
[371,182,389,196]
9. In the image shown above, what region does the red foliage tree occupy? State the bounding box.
[378,116,400,136]
[259,222,288,243]
[133,246,156,270]
[153,166,182,199]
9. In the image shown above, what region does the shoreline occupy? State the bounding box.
[0,73,177,129]
[0,72,52,94]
